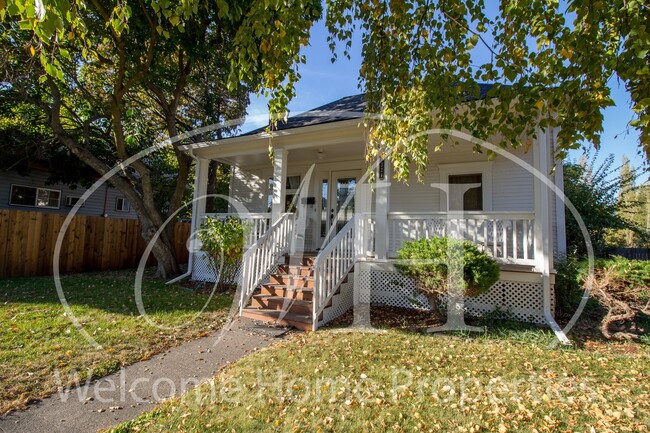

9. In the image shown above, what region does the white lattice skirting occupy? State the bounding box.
[318,274,355,328]
[355,263,554,325]
[191,252,246,285]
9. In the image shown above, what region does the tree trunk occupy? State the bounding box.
[47,79,181,280]
[140,215,181,279]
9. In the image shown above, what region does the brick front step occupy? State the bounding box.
[241,308,312,331]
[269,274,315,288]
[277,264,314,277]
[250,295,313,315]
[261,285,314,301]
[283,254,316,267]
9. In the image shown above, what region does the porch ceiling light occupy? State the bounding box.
[317,149,324,160]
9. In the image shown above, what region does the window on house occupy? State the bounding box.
[9,185,61,209]
[320,179,328,237]
[65,196,84,207]
[266,177,273,212]
[266,175,301,213]
[115,197,130,212]
[448,173,483,211]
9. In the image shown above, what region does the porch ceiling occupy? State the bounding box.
[186,119,368,169]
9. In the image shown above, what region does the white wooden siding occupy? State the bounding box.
[229,167,267,213]
[389,142,535,213]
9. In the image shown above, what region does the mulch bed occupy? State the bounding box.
[326,305,448,331]
[325,305,648,355]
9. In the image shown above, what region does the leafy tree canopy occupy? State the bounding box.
[0,0,321,277]
[4,0,648,185]
[564,151,640,256]
[325,0,649,180]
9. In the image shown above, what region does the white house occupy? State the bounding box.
[180,86,569,342]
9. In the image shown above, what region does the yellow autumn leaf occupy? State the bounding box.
[29,45,35,56]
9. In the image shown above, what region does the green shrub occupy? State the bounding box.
[198,216,245,290]
[554,256,584,316]
[556,255,650,339]
[606,256,650,298]
[395,237,500,308]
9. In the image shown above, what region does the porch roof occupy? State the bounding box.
[242,83,497,135]
[181,83,499,163]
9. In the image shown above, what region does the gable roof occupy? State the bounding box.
[245,83,498,135]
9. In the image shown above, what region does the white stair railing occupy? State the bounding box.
[238,213,294,314]
[312,216,357,330]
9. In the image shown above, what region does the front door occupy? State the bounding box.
[327,170,359,238]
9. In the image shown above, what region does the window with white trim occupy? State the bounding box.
[9,185,61,209]
[448,173,483,211]
[65,196,84,207]
[115,197,130,212]
[266,175,301,213]
[438,162,493,212]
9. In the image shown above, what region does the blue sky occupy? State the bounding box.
[243,18,647,179]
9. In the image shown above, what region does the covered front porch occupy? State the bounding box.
[181,117,565,338]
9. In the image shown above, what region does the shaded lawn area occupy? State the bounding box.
[0,269,233,415]
[107,327,650,433]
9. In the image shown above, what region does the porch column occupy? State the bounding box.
[190,156,210,248]
[533,128,569,344]
[271,148,287,223]
[533,129,554,274]
[375,159,390,259]
[553,129,567,257]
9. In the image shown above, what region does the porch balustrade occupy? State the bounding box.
[358,212,536,265]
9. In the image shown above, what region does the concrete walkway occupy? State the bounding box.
[0,318,290,433]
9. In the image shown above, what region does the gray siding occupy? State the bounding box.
[0,170,137,219]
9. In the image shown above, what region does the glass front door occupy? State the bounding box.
[328,170,359,236]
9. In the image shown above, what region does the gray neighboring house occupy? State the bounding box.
[0,168,137,219]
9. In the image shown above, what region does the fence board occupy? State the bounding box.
[0,211,10,278]
[0,210,191,278]
[612,248,650,261]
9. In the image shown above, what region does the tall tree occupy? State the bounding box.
[564,152,631,256]
[325,0,650,180]
[1,0,321,277]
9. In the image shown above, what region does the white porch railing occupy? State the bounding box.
[203,213,271,247]
[387,212,536,265]
[312,216,358,330]
[239,213,294,314]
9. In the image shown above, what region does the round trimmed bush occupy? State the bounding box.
[395,237,500,307]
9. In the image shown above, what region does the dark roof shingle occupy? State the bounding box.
[245,83,497,135]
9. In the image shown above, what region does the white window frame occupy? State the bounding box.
[9,184,61,209]
[65,196,84,207]
[115,197,130,212]
[437,162,493,212]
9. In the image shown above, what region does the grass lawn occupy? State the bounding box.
[0,269,233,415]
[106,328,650,433]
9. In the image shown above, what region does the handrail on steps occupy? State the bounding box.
[312,215,358,330]
[238,213,294,315]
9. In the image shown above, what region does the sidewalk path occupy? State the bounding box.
[0,318,289,433]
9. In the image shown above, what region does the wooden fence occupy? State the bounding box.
[611,248,650,261]
[0,209,192,278]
